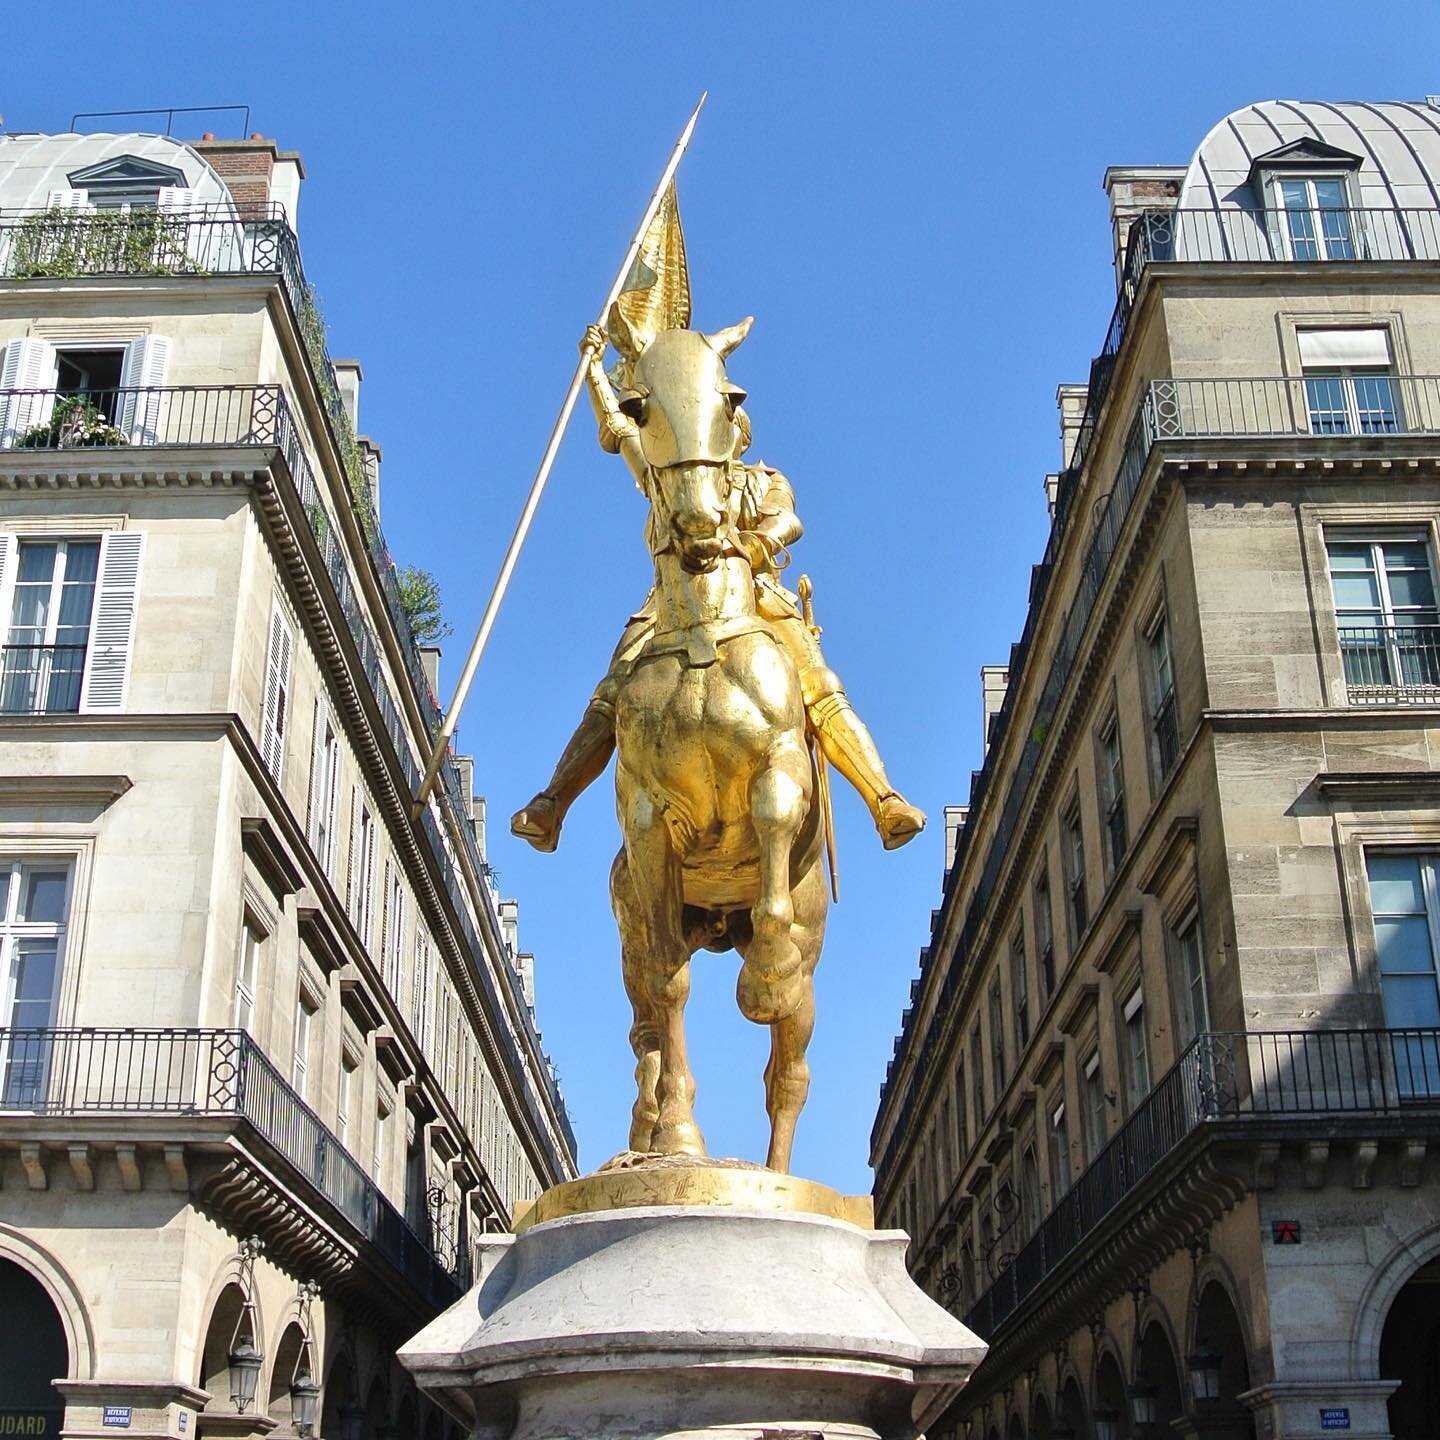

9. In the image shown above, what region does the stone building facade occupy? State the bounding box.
[0,128,576,1438]
[871,98,1440,1440]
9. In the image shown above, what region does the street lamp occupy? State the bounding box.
[1187,1348,1223,1401]
[1127,1375,1159,1430]
[1091,1407,1122,1440]
[290,1368,321,1436]
[227,1336,263,1411]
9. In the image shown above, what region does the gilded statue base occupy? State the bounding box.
[512,1152,875,1232]
[400,1193,986,1440]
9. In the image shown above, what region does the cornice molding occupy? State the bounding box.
[0,773,131,808]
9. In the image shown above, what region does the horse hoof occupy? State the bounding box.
[651,1119,706,1156]
[737,962,803,1024]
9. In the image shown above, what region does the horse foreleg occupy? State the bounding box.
[623,790,704,1157]
[738,740,811,1025]
[764,860,825,1172]
[611,849,660,1153]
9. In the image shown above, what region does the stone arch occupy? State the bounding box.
[0,1224,95,1380]
[1093,1345,1128,1435]
[321,1351,356,1440]
[265,1321,308,1429]
[1006,1408,1024,1440]
[1029,1386,1053,1440]
[1186,1252,1259,1374]
[1058,1374,1090,1439]
[1192,1278,1254,1416]
[1378,1254,1440,1438]
[1351,1216,1440,1380]
[363,1373,389,1439]
[0,1256,71,1428]
[198,1282,259,1410]
[1138,1318,1184,1430]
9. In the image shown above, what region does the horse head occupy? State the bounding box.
[609,306,753,573]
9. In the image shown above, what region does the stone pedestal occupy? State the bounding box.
[400,1179,985,1440]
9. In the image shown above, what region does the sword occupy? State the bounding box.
[413,92,708,817]
[798,574,840,904]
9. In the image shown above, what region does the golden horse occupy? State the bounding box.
[606,319,827,1173]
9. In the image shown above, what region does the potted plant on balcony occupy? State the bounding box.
[7,204,205,280]
[17,395,128,449]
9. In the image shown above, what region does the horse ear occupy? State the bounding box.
[705,316,754,359]
[607,302,645,362]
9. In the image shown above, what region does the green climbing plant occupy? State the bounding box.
[8,206,203,280]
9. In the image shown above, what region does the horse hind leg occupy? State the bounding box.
[611,849,660,1153]
[737,741,811,1026]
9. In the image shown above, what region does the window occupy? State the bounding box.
[1098,715,1127,875]
[1048,1100,1072,1196]
[307,701,342,875]
[953,1055,969,1161]
[1300,328,1398,435]
[0,860,72,1105]
[1327,534,1440,701]
[292,994,315,1102]
[1146,611,1179,779]
[348,795,378,947]
[260,601,294,779]
[1081,1049,1106,1161]
[1062,801,1088,943]
[1122,985,1151,1109]
[337,1053,356,1147]
[411,931,434,1054]
[1021,1144,1041,1235]
[1365,851,1440,1094]
[235,923,261,1034]
[1276,176,1355,260]
[64,155,187,211]
[380,861,406,995]
[1011,928,1030,1052]
[373,1099,390,1185]
[1034,864,1056,998]
[988,978,1006,1097]
[1175,913,1211,1044]
[1,539,98,714]
[970,1021,985,1122]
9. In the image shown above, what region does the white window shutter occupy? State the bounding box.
[305,697,324,845]
[78,531,146,714]
[156,187,197,217]
[345,786,359,916]
[47,189,93,211]
[117,335,172,444]
[259,602,293,779]
[0,533,16,644]
[0,337,58,447]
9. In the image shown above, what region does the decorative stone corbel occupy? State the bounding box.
[1301,1141,1330,1189]
[1350,1140,1378,1190]
[1399,1139,1427,1187]
[1254,1142,1280,1190]
[21,1142,47,1190]
[115,1145,142,1192]
[67,1144,95,1192]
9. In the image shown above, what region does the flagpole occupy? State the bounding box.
[413,91,708,817]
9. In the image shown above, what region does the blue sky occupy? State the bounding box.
[7,3,1440,1192]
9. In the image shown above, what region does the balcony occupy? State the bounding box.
[0,1026,461,1309]
[1149,374,1440,439]
[1338,623,1440,706]
[964,1027,1440,1341]
[0,383,577,1172]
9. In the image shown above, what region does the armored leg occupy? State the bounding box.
[766,612,925,849]
[511,596,656,852]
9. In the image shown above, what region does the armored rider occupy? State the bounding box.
[510,323,925,854]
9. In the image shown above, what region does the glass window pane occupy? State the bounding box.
[1381,973,1440,1027]
[19,869,68,924]
[1385,572,1437,613]
[1383,541,1430,570]
[8,940,58,1027]
[1327,543,1374,570]
[1332,574,1382,609]
[1367,853,1425,912]
[1281,180,1309,210]
[1305,376,1350,433]
[15,544,57,584]
[1314,179,1347,208]
[61,542,99,585]
[1375,916,1436,974]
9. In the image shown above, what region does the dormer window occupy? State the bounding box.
[62,154,188,212]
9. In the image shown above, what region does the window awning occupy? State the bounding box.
[1298,327,1392,367]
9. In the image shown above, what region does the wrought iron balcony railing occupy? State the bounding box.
[0,1026,461,1307]
[1149,374,1440,439]
[963,1027,1440,1340]
[1337,623,1440,705]
[0,384,576,1170]
[0,643,87,714]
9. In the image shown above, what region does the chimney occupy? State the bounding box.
[943,805,968,874]
[1056,384,1088,470]
[359,436,382,520]
[498,898,520,959]
[332,359,362,430]
[419,644,441,700]
[981,666,1009,754]
[191,135,305,225]
[516,952,536,1010]
[1043,473,1061,520]
[1102,165,1184,290]
[472,794,489,867]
